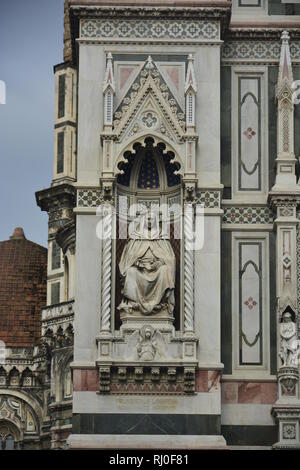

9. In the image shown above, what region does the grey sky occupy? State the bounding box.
[0,0,65,247]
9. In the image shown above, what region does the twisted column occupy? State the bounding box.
[184,204,195,333]
[100,205,113,332]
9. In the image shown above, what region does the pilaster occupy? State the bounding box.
[269,197,300,448]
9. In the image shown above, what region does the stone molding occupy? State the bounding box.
[222,40,300,62]
[96,363,198,395]
[80,18,220,41]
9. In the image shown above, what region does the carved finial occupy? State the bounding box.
[103,52,115,93]
[185,54,197,95]
[103,53,115,127]
[185,54,197,127]
[145,55,154,73]
[281,30,290,44]
[278,30,293,84]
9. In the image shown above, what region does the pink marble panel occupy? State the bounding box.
[195,370,208,392]
[238,382,261,404]
[221,382,238,404]
[87,369,99,391]
[73,369,98,392]
[260,382,278,404]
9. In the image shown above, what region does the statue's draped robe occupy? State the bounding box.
[118,212,176,315]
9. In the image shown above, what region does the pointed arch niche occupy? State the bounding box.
[114,136,183,330]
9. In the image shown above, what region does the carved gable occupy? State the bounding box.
[113,57,186,143]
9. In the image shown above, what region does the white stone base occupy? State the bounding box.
[67,434,227,450]
[272,442,300,450]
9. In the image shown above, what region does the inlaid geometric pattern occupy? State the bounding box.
[81,19,219,40]
[243,127,256,140]
[279,206,294,217]
[222,40,300,61]
[282,424,296,440]
[244,297,257,310]
[77,189,101,207]
[223,207,274,224]
[196,191,220,209]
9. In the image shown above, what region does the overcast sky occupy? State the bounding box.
[0,0,65,247]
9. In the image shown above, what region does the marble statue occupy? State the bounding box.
[279,311,300,367]
[118,208,176,317]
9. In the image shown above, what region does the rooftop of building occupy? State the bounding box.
[0,228,47,348]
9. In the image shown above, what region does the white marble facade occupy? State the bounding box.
[35,0,300,450]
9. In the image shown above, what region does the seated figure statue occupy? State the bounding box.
[118,207,176,318]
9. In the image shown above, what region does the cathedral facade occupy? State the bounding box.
[33,0,300,449]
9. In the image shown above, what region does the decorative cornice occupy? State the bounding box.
[70,5,232,20]
[80,18,220,41]
[36,184,76,213]
[53,61,77,73]
[69,0,231,6]
[68,4,231,54]
[228,24,300,41]
[268,192,300,208]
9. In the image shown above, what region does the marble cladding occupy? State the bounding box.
[73,369,99,392]
[222,381,277,405]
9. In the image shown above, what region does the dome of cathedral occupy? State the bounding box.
[0,228,47,348]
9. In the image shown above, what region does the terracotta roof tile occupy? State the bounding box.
[0,228,47,347]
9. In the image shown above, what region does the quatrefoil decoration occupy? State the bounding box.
[243,127,256,140]
[244,297,257,310]
[141,112,158,130]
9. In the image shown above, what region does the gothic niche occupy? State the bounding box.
[115,137,181,330]
[117,208,176,320]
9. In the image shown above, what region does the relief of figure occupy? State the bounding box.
[117,208,176,318]
[137,325,157,361]
[279,311,300,367]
